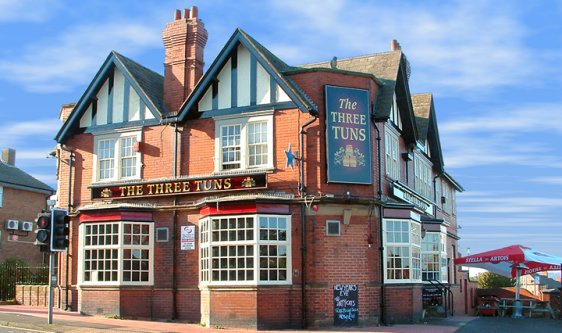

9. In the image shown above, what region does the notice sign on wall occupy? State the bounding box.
[334,284,359,326]
[181,226,195,250]
[325,85,372,184]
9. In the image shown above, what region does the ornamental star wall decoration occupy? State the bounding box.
[285,143,299,169]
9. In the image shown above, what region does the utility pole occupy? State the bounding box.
[48,252,55,324]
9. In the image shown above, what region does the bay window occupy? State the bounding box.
[422,232,448,283]
[79,221,154,285]
[94,131,141,182]
[199,214,291,285]
[215,113,273,172]
[384,219,422,282]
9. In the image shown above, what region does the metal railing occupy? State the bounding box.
[427,279,454,317]
[0,262,48,301]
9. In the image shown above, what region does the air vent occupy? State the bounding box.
[156,227,169,242]
[21,221,33,232]
[326,220,340,236]
[5,220,19,230]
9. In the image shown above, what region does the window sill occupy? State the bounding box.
[213,167,274,176]
[198,282,292,290]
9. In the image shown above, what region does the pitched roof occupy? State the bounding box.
[0,161,54,194]
[301,51,418,144]
[55,51,165,143]
[411,93,445,172]
[301,51,401,118]
[412,93,432,141]
[113,52,165,115]
[176,28,318,120]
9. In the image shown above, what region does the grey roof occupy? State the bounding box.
[412,93,432,141]
[112,51,166,115]
[300,51,418,144]
[301,51,402,120]
[0,161,54,194]
[56,51,165,143]
[237,29,318,114]
[177,28,319,120]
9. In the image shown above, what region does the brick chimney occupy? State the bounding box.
[59,103,76,122]
[162,6,208,114]
[391,39,401,51]
[1,148,16,166]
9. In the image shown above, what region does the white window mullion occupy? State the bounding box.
[118,229,124,285]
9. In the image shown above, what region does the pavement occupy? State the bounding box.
[0,305,560,333]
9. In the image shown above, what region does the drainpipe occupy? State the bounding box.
[172,123,179,320]
[299,114,318,328]
[372,119,385,325]
[59,145,74,311]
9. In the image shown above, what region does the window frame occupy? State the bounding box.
[0,186,3,207]
[414,154,432,200]
[421,231,448,283]
[384,126,400,181]
[77,221,154,286]
[383,218,422,283]
[390,93,403,130]
[214,112,274,172]
[93,131,142,183]
[199,214,292,286]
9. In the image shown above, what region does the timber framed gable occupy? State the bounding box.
[177,28,317,121]
[55,51,165,144]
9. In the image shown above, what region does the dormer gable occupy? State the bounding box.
[55,51,165,143]
[412,93,444,172]
[177,28,317,120]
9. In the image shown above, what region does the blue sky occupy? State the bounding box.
[1,0,562,261]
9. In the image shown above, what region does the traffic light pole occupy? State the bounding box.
[48,251,55,324]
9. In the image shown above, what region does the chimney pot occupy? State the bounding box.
[174,9,181,20]
[163,7,208,113]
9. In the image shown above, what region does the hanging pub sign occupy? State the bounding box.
[91,173,267,200]
[325,85,372,184]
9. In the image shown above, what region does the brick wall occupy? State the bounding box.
[384,284,423,324]
[79,288,121,316]
[208,288,258,329]
[0,186,49,266]
[15,285,48,307]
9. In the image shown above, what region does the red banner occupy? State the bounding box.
[91,173,267,200]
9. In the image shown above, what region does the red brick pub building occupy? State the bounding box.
[51,7,473,329]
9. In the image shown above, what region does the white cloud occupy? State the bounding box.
[440,103,562,168]
[0,118,60,147]
[0,22,161,92]
[460,196,562,214]
[264,0,533,94]
[0,0,61,22]
[529,176,562,185]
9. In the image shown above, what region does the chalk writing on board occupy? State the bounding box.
[333,284,359,326]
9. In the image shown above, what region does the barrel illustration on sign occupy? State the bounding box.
[325,85,372,184]
[334,284,359,326]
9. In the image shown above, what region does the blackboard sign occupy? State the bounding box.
[334,284,359,326]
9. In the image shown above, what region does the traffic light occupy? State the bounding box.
[35,211,51,246]
[51,208,70,252]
